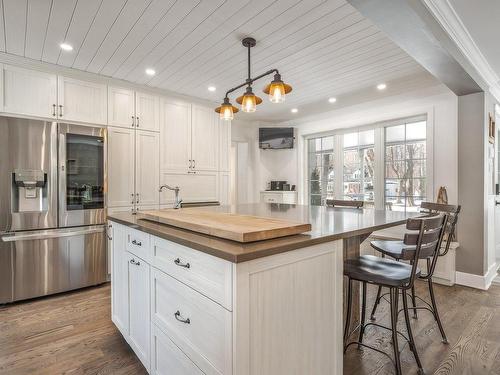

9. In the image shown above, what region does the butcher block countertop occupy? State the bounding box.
[108,203,414,263]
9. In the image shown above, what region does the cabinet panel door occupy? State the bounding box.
[128,252,151,371]
[136,130,159,206]
[111,223,129,337]
[2,65,57,118]
[107,127,135,207]
[58,76,107,124]
[191,105,218,171]
[108,87,135,128]
[159,171,218,205]
[219,172,230,206]
[219,120,231,172]
[135,92,159,132]
[160,100,191,172]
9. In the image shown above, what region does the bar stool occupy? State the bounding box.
[370,202,461,344]
[344,214,448,375]
[326,199,364,208]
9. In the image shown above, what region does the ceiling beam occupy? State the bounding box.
[346,0,484,96]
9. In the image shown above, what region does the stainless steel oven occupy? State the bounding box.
[58,123,107,227]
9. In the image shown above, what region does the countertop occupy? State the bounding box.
[108,203,416,263]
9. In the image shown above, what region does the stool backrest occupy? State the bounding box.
[326,199,364,209]
[420,202,461,256]
[402,214,448,288]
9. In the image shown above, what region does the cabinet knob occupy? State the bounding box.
[59,105,63,117]
[136,116,139,127]
[130,258,140,266]
[52,104,56,117]
[131,115,135,127]
[174,310,190,324]
[131,239,142,247]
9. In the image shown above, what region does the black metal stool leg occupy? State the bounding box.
[403,289,425,374]
[389,287,402,375]
[411,284,418,319]
[344,278,353,350]
[427,278,448,344]
[370,285,382,321]
[358,281,367,348]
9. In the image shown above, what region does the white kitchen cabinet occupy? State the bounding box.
[1,65,57,118]
[135,91,160,132]
[191,104,219,172]
[160,171,218,205]
[219,120,231,172]
[260,191,298,204]
[136,130,159,206]
[111,223,129,337]
[160,99,191,172]
[127,251,151,371]
[108,87,159,132]
[108,87,135,128]
[107,127,135,208]
[57,76,107,125]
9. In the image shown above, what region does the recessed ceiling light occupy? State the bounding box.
[208,86,216,92]
[377,83,387,90]
[60,43,73,51]
[291,108,298,113]
[328,97,337,103]
[145,68,156,76]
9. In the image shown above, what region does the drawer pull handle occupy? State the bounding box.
[174,310,190,324]
[130,259,140,266]
[174,258,190,268]
[131,239,142,246]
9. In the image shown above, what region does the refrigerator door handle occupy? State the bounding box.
[2,226,105,242]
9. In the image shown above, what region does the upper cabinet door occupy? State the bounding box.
[2,65,57,118]
[108,87,135,128]
[160,100,191,172]
[135,92,159,132]
[107,127,135,208]
[191,105,218,171]
[58,76,107,125]
[136,130,159,206]
[219,119,231,172]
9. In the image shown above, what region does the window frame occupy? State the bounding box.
[304,114,432,210]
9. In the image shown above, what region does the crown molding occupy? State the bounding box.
[422,0,500,102]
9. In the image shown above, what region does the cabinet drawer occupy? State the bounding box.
[261,193,282,203]
[125,227,152,263]
[152,237,232,310]
[151,324,204,375]
[151,269,232,375]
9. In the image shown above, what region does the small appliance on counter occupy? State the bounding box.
[269,180,287,191]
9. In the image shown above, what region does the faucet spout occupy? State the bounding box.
[159,184,182,209]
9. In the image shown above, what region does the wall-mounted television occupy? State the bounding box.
[259,127,294,149]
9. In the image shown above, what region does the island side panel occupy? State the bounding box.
[233,240,343,375]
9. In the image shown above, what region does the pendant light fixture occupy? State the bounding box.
[215,37,292,121]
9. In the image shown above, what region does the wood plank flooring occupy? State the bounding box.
[1,282,500,374]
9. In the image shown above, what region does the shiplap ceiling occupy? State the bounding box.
[0,0,431,121]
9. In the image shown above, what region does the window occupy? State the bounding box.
[343,130,375,206]
[384,121,426,212]
[307,136,334,205]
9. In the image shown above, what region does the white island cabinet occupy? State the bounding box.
[109,219,343,375]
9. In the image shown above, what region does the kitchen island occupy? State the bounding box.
[108,203,414,375]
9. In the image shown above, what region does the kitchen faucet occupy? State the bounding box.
[159,185,182,209]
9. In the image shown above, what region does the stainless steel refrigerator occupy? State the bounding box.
[0,117,107,304]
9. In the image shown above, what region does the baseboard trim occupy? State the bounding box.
[456,263,499,290]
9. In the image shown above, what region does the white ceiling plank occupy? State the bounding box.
[86,0,152,73]
[98,0,176,76]
[174,2,359,94]
[112,0,200,80]
[4,0,27,55]
[24,0,52,59]
[165,0,332,92]
[42,0,78,63]
[57,0,103,67]
[71,0,127,70]
[125,0,228,85]
[144,0,255,87]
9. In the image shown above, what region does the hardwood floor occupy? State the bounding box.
[1,281,500,374]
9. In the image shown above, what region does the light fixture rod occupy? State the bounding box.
[225,68,279,98]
